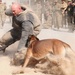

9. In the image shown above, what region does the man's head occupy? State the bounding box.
[11,3,22,16]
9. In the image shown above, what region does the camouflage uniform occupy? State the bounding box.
[3,3,7,23]
[43,1,53,29]
[43,11,52,29]
[61,0,67,27]
[0,5,41,52]
[0,3,6,28]
[52,1,62,29]
[35,1,42,21]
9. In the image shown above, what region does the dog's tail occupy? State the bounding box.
[63,43,75,59]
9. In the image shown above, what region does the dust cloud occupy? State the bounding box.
[35,50,75,75]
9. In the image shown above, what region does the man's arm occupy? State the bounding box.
[17,20,33,51]
[5,8,13,16]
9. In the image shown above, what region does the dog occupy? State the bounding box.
[14,35,75,74]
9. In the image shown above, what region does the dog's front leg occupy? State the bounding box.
[12,48,32,74]
[20,48,32,73]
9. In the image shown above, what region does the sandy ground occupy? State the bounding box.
[0,18,75,75]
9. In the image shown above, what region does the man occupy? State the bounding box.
[43,0,53,29]
[61,0,67,27]
[0,1,6,28]
[72,0,75,28]
[52,0,62,29]
[65,0,75,32]
[43,10,52,29]
[0,3,41,53]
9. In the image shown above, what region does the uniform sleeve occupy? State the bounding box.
[33,24,41,36]
[17,20,33,51]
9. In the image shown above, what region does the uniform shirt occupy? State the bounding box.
[65,4,74,16]
[0,3,5,13]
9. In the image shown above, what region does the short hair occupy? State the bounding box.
[11,3,21,10]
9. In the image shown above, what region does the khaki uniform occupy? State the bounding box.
[61,1,67,27]
[43,15,52,29]
[35,2,42,21]
[43,10,52,29]
[52,2,62,29]
[43,1,53,29]
[0,3,6,28]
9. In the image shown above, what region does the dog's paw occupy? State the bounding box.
[12,68,25,74]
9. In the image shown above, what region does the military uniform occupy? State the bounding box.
[35,2,42,21]
[0,5,41,52]
[0,3,6,28]
[65,0,74,31]
[43,11,52,29]
[61,0,67,27]
[43,1,53,29]
[52,1,62,29]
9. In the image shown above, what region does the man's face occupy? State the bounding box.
[12,8,20,16]
[11,3,21,16]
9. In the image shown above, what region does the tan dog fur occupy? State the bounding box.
[14,35,75,74]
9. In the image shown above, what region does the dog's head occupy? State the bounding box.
[25,35,39,47]
[28,35,39,41]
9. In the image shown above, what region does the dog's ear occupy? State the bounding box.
[29,35,39,41]
[25,35,31,47]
